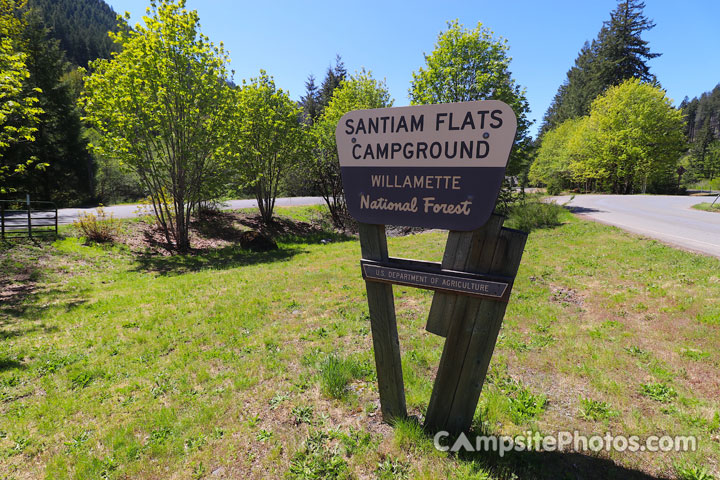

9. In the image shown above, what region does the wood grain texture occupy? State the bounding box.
[426,215,504,337]
[425,225,527,434]
[358,223,407,423]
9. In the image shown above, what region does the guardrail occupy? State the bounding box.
[0,197,58,239]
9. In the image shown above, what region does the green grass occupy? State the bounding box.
[1,205,719,478]
[691,202,720,213]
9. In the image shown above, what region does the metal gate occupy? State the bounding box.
[0,196,58,239]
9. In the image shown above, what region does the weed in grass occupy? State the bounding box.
[318,353,369,400]
[579,398,618,421]
[184,434,207,452]
[70,371,93,389]
[334,427,373,456]
[640,383,677,403]
[287,431,348,480]
[12,436,30,454]
[191,461,207,479]
[625,345,649,359]
[151,374,172,398]
[313,327,328,338]
[680,348,710,361]
[508,388,547,424]
[675,463,716,480]
[148,427,172,445]
[376,456,411,480]
[64,431,91,451]
[292,405,314,425]
[256,429,272,442]
[269,392,289,410]
[36,351,83,376]
[1,374,20,388]
[246,415,261,428]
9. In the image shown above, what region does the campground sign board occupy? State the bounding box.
[337,100,527,434]
[336,100,517,230]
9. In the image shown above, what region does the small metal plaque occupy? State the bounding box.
[361,260,509,301]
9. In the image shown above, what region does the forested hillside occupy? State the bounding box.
[681,85,720,181]
[27,0,121,67]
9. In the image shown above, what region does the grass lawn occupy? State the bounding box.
[692,202,720,213]
[1,206,719,479]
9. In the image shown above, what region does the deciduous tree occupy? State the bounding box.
[409,20,533,179]
[228,71,305,223]
[311,70,392,227]
[0,0,43,194]
[82,0,232,252]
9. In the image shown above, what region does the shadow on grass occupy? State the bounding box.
[456,444,670,480]
[0,357,25,372]
[133,244,303,276]
[415,421,671,480]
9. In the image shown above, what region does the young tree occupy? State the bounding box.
[409,20,533,179]
[529,117,587,194]
[583,78,685,193]
[82,0,232,252]
[311,70,392,227]
[0,0,43,194]
[228,71,305,223]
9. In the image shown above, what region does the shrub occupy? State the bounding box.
[506,201,564,232]
[73,207,120,243]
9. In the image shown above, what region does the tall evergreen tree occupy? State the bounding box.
[318,54,346,109]
[299,74,320,125]
[540,0,659,134]
[4,10,92,204]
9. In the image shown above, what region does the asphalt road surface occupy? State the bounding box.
[3,197,326,228]
[550,194,720,258]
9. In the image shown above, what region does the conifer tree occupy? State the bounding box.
[540,0,659,134]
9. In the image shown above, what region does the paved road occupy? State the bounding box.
[550,194,720,258]
[5,197,326,227]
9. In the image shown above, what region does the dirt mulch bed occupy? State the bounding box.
[117,209,328,256]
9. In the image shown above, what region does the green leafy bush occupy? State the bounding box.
[73,206,120,243]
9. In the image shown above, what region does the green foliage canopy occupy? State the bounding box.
[81,0,232,252]
[228,71,305,223]
[408,20,532,178]
[531,79,686,194]
[310,70,392,227]
[0,0,43,193]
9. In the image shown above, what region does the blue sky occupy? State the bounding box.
[105,0,720,137]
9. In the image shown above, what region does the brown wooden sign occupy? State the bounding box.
[340,101,527,435]
[336,100,517,230]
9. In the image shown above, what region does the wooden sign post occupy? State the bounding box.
[337,100,527,433]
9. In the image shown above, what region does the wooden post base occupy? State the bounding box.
[358,218,526,431]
